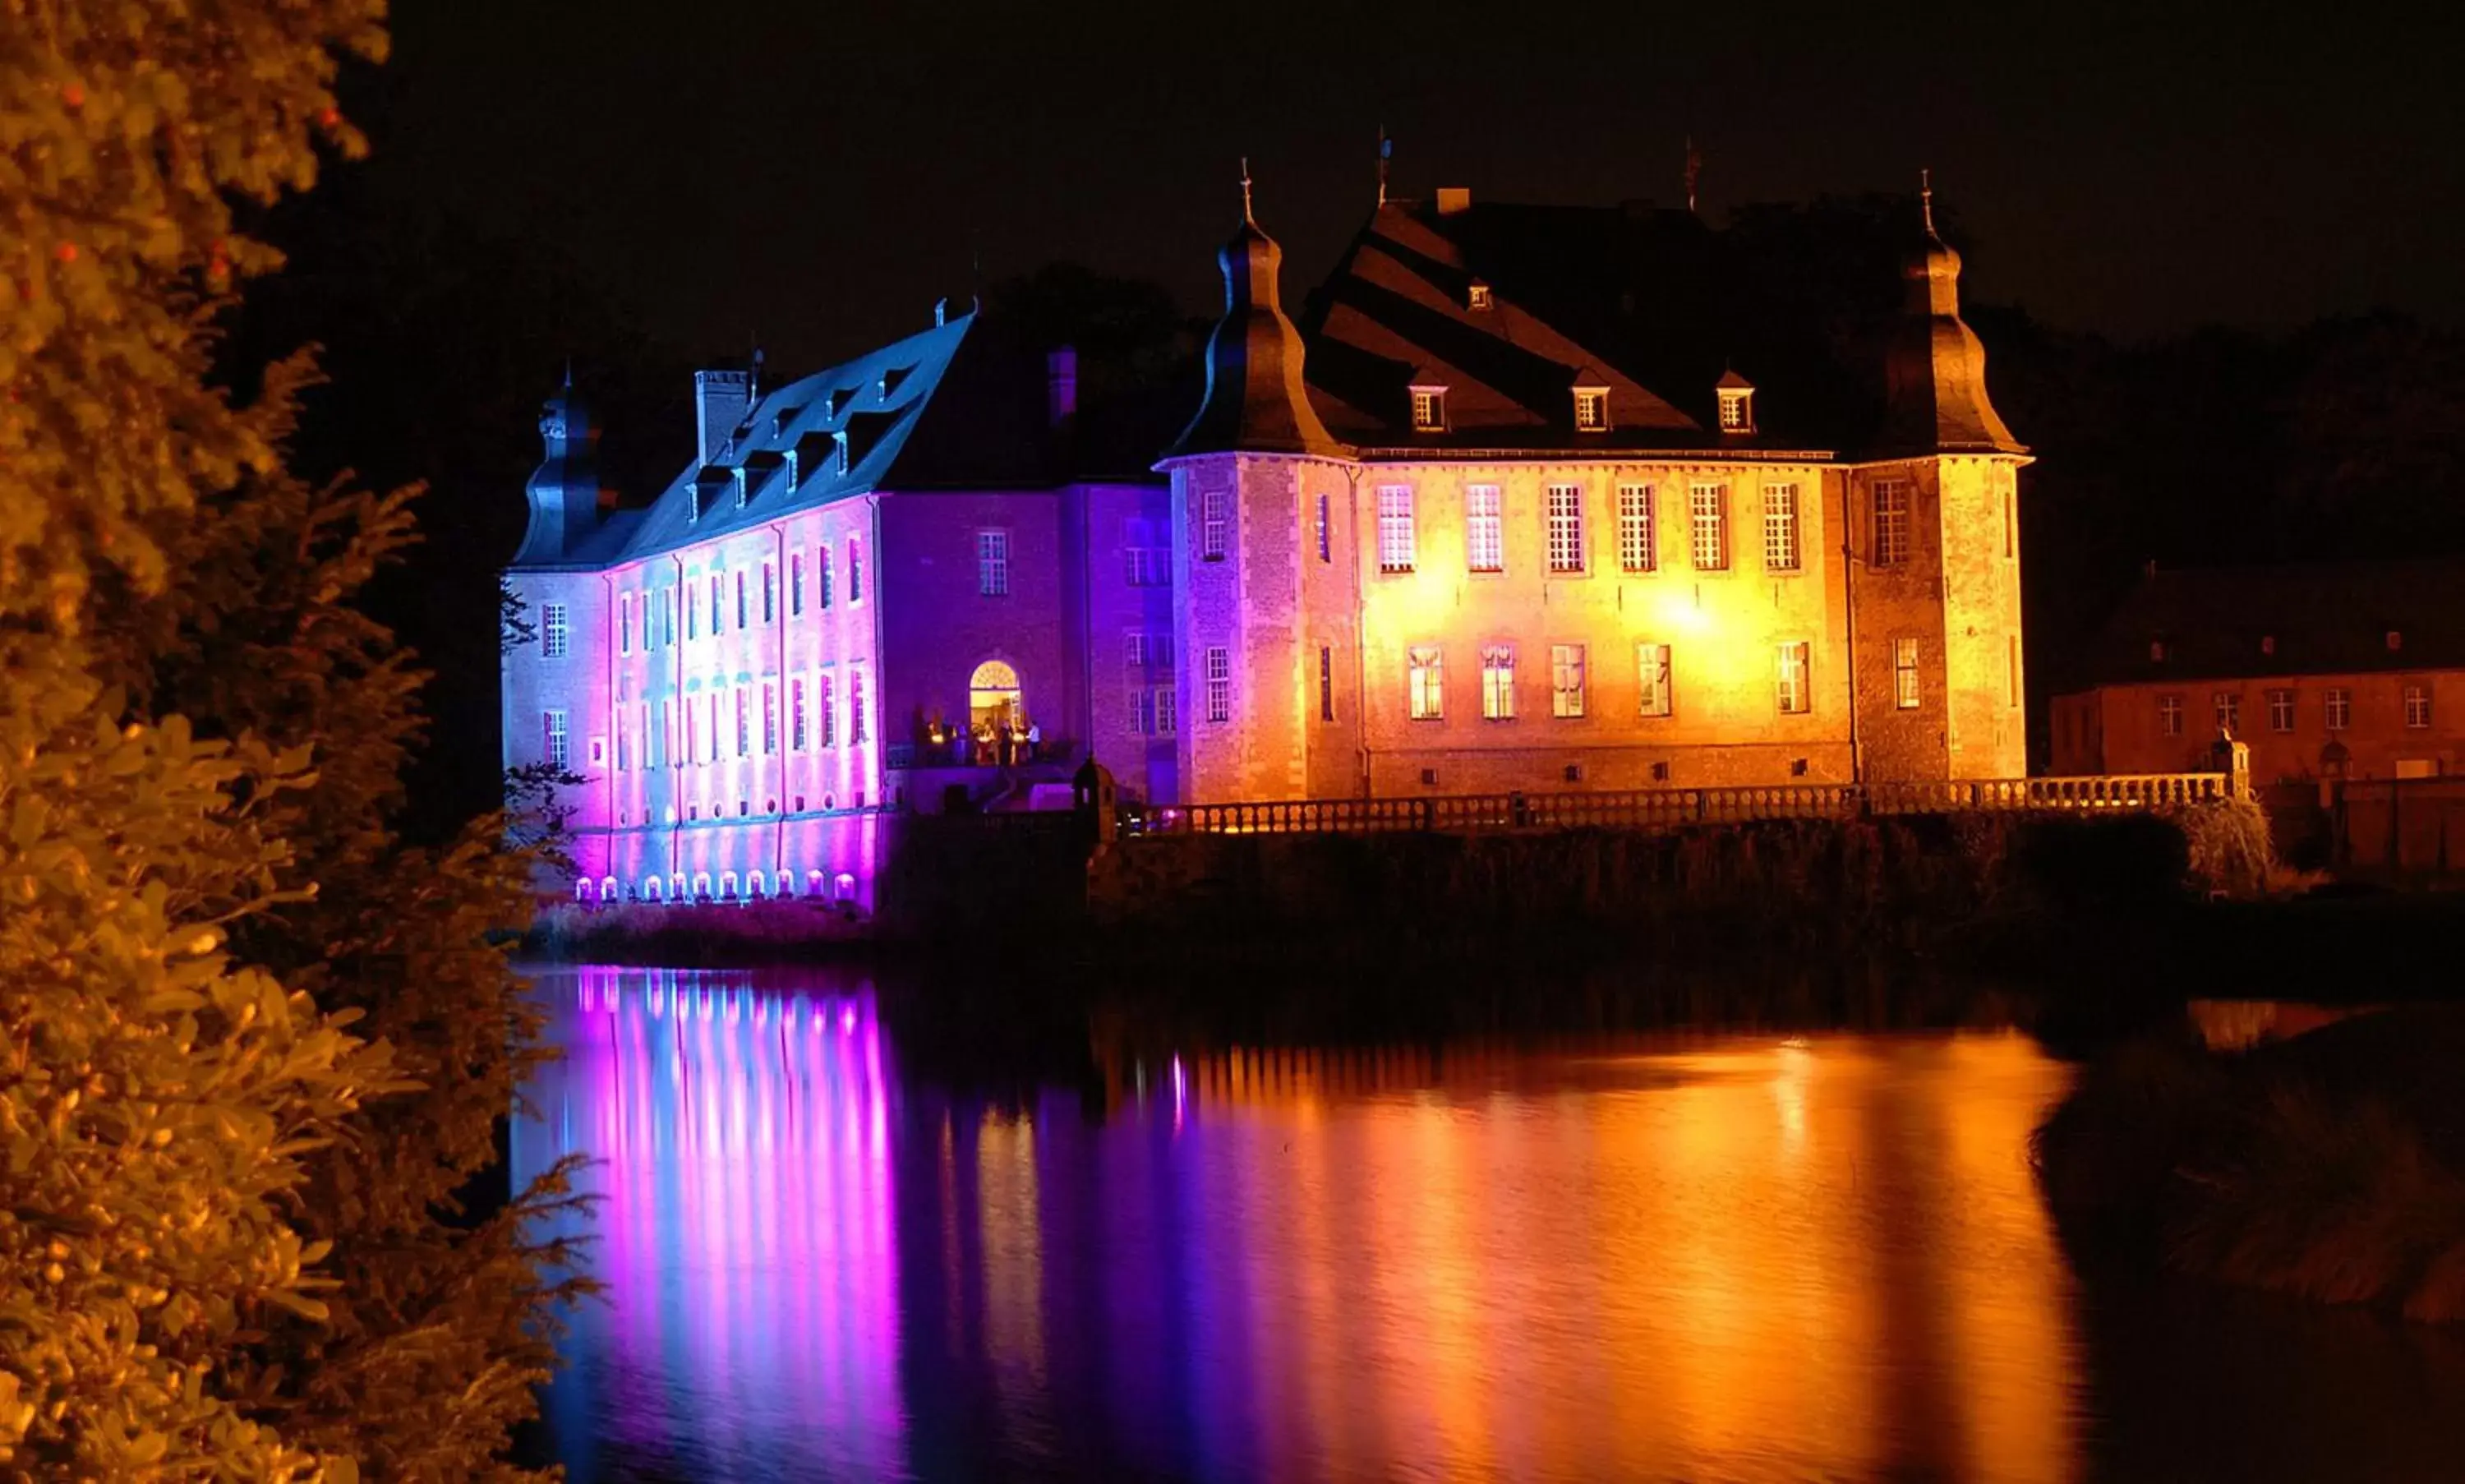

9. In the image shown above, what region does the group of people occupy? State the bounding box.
[925,714,1040,767]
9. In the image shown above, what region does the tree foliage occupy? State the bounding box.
[2,3,581,1477]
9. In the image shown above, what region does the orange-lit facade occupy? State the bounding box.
[1159,188,2030,801]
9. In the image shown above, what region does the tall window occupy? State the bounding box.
[1637,643,1671,718]
[2214,690,2241,735]
[2325,688,2351,731]
[1617,485,1656,573]
[1205,647,1232,723]
[762,683,778,754]
[818,673,836,747]
[791,677,808,750]
[1319,644,1334,721]
[1125,518,1167,585]
[708,574,722,634]
[735,687,750,757]
[653,700,669,767]
[543,710,569,770]
[2159,693,2182,737]
[615,716,629,772]
[1124,630,1149,671]
[1762,484,1801,571]
[1481,644,1517,721]
[1200,489,1228,561]
[1315,493,1332,564]
[1466,486,1503,573]
[790,552,805,615]
[1408,645,1444,720]
[541,603,569,658]
[849,668,868,744]
[2267,688,2295,733]
[735,571,748,629]
[619,596,633,654]
[684,699,696,763]
[978,529,1010,597]
[762,561,776,624]
[847,538,864,604]
[1776,642,1810,715]
[1376,486,1417,573]
[1551,643,1587,718]
[2003,477,2017,560]
[818,547,833,609]
[1689,484,1729,571]
[1546,484,1586,574]
[1873,482,1911,567]
[1894,638,1921,709]
[2007,634,2021,708]
[2405,684,2432,729]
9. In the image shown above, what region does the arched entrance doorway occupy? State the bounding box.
[967,659,1025,764]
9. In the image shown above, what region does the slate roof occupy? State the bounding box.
[2075,558,2465,686]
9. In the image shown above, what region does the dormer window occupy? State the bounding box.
[1573,387,1610,433]
[1467,281,1494,312]
[833,431,852,476]
[2260,634,2276,656]
[2150,640,2168,662]
[1409,385,1448,433]
[2388,629,2404,652]
[1717,388,1755,433]
[733,468,749,509]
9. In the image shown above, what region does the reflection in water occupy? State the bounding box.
[515,968,2465,1482]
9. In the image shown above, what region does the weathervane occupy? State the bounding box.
[1920,167,1937,235]
[1240,156,1254,225]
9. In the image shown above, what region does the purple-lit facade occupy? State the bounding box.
[501,313,1173,905]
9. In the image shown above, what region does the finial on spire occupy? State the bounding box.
[1240,156,1255,225]
[1684,135,1702,215]
[1377,126,1392,207]
[1919,167,1937,236]
[562,356,572,390]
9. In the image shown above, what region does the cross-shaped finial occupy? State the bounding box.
[1240,156,1255,225]
[1919,168,1937,236]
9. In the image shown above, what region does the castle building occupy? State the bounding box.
[504,174,2030,903]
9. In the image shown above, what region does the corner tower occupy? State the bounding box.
[513,371,605,566]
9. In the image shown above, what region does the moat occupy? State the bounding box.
[513,964,2465,1482]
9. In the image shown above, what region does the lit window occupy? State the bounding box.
[736,571,748,629]
[1873,482,1910,567]
[848,539,864,603]
[978,529,1011,597]
[1617,486,1656,573]
[1551,644,1587,718]
[2003,481,2016,560]
[2214,690,2241,735]
[762,562,776,623]
[790,552,805,616]
[1319,644,1334,721]
[1637,643,1671,718]
[1481,644,1517,721]
[1376,486,1417,574]
[2268,689,2295,734]
[2150,640,2168,663]
[1776,642,1810,715]
[657,700,670,767]
[1894,638,1921,710]
[2405,684,2431,729]
[543,710,569,771]
[2008,634,2021,709]
[850,668,868,744]
[818,547,833,608]
[762,682,778,754]
[1408,645,1444,720]
[1155,684,1177,735]
[1467,282,1493,311]
[2325,688,2351,731]
[708,574,721,634]
[1124,631,1149,671]
[1315,493,1332,564]
[1205,647,1232,723]
[1718,386,1755,432]
[2159,693,2182,736]
[735,687,749,757]
[705,693,718,761]
[541,603,569,659]
[619,596,632,654]
[791,677,808,750]
[1762,484,1801,572]
[615,722,629,772]
[1573,389,1609,432]
[1466,486,1503,573]
[1546,484,1585,574]
[818,673,836,746]
[1410,387,1446,432]
[1200,490,1229,561]
[2260,634,2275,656]
[1689,484,1729,571]
[2388,630,2404,652]
[1125,519,1167,586]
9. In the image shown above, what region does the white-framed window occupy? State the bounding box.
[1125,518,1167,585]
[543,710,569,770]
[850,667,868,743]
[1200,489,1229,561]
[1551,643,1587,718]
[762,560,776,624]
[1776,642,1810,715]
[1376,486,1417,574]
[1466,485,1504,574]
[818,546,833,609]
[1205,647,1231,723]
[1719,386,1754,431]
[2325,688,2351,731]
[1315,493,1332,564]
[2405,684,2432,729]
[1481,644,1516,721]
[1155,684,1177,735]
[735,686,750,756]
[818,672,836,747]
[1689,485,1729,571]
[1762,484,1801,572]
[762,682,777,754]
[1410,387,1446,432]
[1637,643,1671,718]
[2214,690,2241,735]
[541,603,569,658]
[1873,481,1911,567]
[977,528,1010,597]
[2268,688,2295,733]
[708,574,723,634]
[619,595,632,654]
[1573,389,1609,432]
[847,538,864,604]
[1546,484,1585,574]
[791,676,808,750]
[1893,638,1921,710]
[1617,486,1656,573]
[1467,282,1493,311]
[1132,689,1156,736]
[790,551,805,615]
[1124,630,1150,671]
[1408,645,1444,720]
[2159,693,2182,736]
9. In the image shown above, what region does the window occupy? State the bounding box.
[1155,684,1177,735]
[1408,645,1444,720]
[762,682,777,754]
[762,561,776,624]
[2265,688,2296,733]
[1125,518,1167,585]
[1467,282,1493,311]
[1573,389,1609,432]
[1481,644,1517,721]
[1316,493,1332,564]
[1376,486,1417,574]
[2150,640,2168,663]
[818,673,836,747]
[652,701,666,768]
[2214,690,2241,735]
[2003,483,2016,560]
[1762,484,1801,571]
[1319,644,1334,722]
[1466,486,1504,573]
[541,604,569,658]
[684,699,697,762]
[1410,387,1446,432]
[662,588,675,647]
[850,668,868,743]
[1124,630,1150,671]
[543,710,569,770]
[2159,693,2182,737]
[1133,688,1160,736]
[1546,484,1586,574]
[1776,642,1810,715]
[2325,688,2351,731]
[1200,489,1229,561]
[2389,630,2404,652]
[790,552,805,615]
[1718,387,1754,431]
[1637,643,1671,718]
[1205,647,1232,723]
[1551,643,1587,718]
[1617,486,1656,573]
[791,677,808,750]
[817,547,833,609]
[735,687,749,757]
[615,721,629,772]
[1894,638,1921,709]
[2007,634,2021,709]
[1873,481,1911,567]
[1689,485,1729,571]
[619,596,632,655]
[735,571,747,629]
[978,529,1010,597]
[848,539,864,604]
[709,574,722,634]
[2405,684,2432,729]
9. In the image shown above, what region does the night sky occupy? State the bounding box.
[379,0,2464,375]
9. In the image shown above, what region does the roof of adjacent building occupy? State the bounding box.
[2074,557,2465,686]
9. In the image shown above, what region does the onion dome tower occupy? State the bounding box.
[1165,162,1343,459]
[1882,174,2025,455]
[514,367,605,565]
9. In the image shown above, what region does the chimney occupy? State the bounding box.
[693,368,753,463]
[1046,346,1079,426]
[1435,187,1473,215]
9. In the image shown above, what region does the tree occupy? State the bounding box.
[2,5,580,1477]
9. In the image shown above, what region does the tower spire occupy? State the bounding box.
[1240,155,1255,226]
[1919,167,1937,236]
[1377,126,1391,207]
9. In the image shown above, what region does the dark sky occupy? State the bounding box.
[377,0,2464,373]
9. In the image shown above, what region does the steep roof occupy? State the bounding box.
[2074,558,2465,686]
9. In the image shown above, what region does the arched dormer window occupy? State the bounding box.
[1409,383,1448,434]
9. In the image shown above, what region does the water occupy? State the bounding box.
[514,965,2465,1482]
